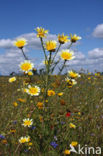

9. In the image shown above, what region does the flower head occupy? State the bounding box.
[66,112,71,117]
[50,141,58,148]
[22,118,33,127]
[65,77,77,87]
[60,49,75,60]
[69,123,76,129]
[8,77,16,83]
[45,40,57,52]
[35,27,48,38]
[70,34,82,43]
[71,141,78,147]
[14,38,27,49]
[37,102,43,109]
[28,71,33,76]
[64,149,71,155]
[47,90,55,96]
[27,85,40,96]
[19,60,34,73]
[58,34,70,44]
[68,70,81,79]
[0,135,5,139]
[58,92,63,96]
[19,136,30,144]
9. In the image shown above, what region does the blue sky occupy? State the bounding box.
[0,0,103,74]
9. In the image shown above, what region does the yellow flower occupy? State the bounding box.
[69,123,76,129]
[45,40,57,52]
[28,142,33,146]
[95,73,100,76]
[39,116,43,122]
[14,38,27,49]
[58,33,70,44]
[28,71,33,76]
[35,27,48,38]
[23,88,28,93]
[19,60,34,73]
[8,77,16,83]
[88,72,91,75]
[70,34,82,43]
[22,118,33,127]
[60,49,75,60]
[17,98,26,103]
[10,129,16,133]
[37,102,43,109]
[64,149,71,155]
[58,92,63,96]
[13,102,18,107]
[27,85,40,96]
[68,70,80,79]
[71,141,78,147]
[45,100,48,103]
[78,112,81,115]
[65,77,77,86]
[47,90,55,96]
[2,139,7,144]
[19,136,30,144]
[88,77,91,80]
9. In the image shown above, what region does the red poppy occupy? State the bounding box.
[66,112,71,117]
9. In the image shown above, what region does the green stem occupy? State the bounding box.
[58,60,67,75]
[44,52,52,103]
[40,37,47,60]
[68,42,72,49]
[52,43,61,63]
[21,48,28,60]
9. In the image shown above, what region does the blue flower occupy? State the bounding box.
[50,141,58,148]
[0,135,5,139]
[30,126,36,130]
[12,120,17,124]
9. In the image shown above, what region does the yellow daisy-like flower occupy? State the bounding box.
[8,77,16,83]
[14,38,27,49]
[58,92,63,96]
[27,85,40,96]
[19,136,30,144]
[13,102,18,107]
[60,49,75,60]
[45,40,57,52]
[65,77,77,86]
[70,34,82,43]
[19,60,34,73]
[47,90,55,96]
[69,123,76,129]
[22,118,33,127]
[64,149,71,155]
[68,70,81,79]
[37,102,43,109]
[35,27,48,38]
[58,33,70,44]
[28,71,33,76]
[71,141,78,147]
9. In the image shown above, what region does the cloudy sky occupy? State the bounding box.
[0,0,103,75]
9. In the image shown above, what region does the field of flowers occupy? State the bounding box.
[0,27,103,155]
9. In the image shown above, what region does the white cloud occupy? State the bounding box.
[88,48,103,59]
[92,24,103,38]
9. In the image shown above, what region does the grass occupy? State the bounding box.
[0,74,103,155]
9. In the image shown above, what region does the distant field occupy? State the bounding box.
[0,75,103,155]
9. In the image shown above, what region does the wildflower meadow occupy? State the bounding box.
[0,27,103,156]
